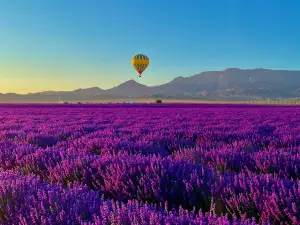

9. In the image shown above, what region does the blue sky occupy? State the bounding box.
[1,0,300,93]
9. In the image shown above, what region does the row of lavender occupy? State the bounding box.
[0,105,299,224]
[0,171,258,225]
[0,143,299,224]
[1,106,300,178]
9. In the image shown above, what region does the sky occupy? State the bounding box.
[1,0,300,94]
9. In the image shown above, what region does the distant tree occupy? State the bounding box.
[156,99,162,103]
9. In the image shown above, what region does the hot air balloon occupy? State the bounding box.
[131,54,149,77]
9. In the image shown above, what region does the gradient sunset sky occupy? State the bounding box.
[1,0,300,94]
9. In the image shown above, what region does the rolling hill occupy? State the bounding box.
[2,68,300,102]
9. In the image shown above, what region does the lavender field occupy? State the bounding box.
[0,104,299,225]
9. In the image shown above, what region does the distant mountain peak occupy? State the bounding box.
[172,76,185,82]
[117,79,147,88]
[74,87,102,91]
[103,79,151,98]
[71,86,103,96]
[223,68,272,72]
[123,79,139,84]
[223,68,241,72]
[250,68,272,71]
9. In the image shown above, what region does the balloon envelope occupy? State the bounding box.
[131,54,149,77]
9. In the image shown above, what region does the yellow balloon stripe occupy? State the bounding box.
[132,59,149,64]
[142,64,148,71]
[139,64,143,72]
[133,64,139,71]
[133,64,146,73]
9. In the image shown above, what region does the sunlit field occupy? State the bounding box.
[0,104,299,224]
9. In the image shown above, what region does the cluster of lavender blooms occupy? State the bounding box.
[0,171,257,225]
[0,104,299,224]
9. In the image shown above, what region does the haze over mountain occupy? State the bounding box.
[2,68,300,102]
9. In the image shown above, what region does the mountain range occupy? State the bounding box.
[2,68,300,102]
